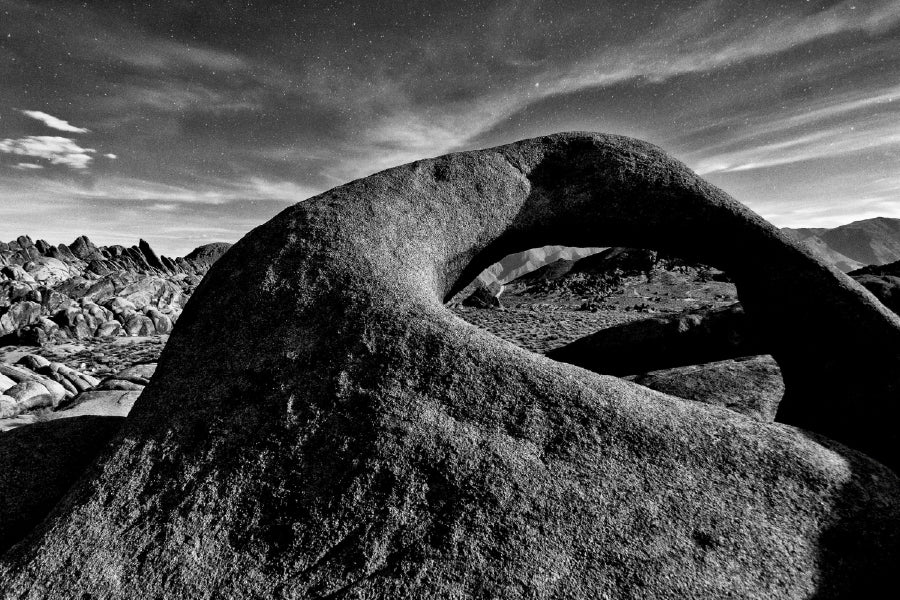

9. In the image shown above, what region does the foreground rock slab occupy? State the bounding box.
[548,303,760,376]
[1,132,898,598]
[626,354,784,421]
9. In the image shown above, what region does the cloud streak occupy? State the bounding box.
[20,110,90,133]
[296,0,900,182]
[0,136,96,169]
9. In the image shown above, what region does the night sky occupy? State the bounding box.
[1,1,898,256]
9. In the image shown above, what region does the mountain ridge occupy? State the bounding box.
[782,217,900,268]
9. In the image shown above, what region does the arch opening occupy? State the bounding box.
[449,244,782,422]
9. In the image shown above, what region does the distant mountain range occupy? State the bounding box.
[781,217,900,272]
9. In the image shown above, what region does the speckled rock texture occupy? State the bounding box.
[626,354,784,421]
[0,416,123,555]
[1,132,898,599]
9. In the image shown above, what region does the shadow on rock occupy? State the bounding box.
[0,416,123,555]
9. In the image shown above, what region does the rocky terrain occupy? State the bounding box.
[0,234,229,345]
[0,236,227,429]
[1,132,897,599]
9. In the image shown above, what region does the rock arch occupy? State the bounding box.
[2,133,898,598]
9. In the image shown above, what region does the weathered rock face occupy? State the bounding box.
[626,354,784,421]
[2,133,898,598]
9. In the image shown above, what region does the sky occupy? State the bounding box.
[0,0,898,256]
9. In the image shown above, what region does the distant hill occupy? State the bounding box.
[782,217,900,268]
[489,245,605,283]
[787,235,864,273]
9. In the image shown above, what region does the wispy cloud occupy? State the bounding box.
[688,86,900,175]
[11,162,44,170]
[0,136,96,169]
[541,0,900,103]
[236,177,319,202]
[108,38,248,73]
[304,0,900,181]
[20,110,90,133]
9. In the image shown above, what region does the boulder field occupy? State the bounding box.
[1,132,898,598]
[0,237,231,344]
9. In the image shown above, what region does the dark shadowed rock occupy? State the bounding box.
[138,239,165,271]
[0,417,123,555]
[460,278,503,308]
[68,236,103,262]
[852,274,900,315]
[1,133,898,598]
[183,242,232,265]
[160,255,177,272]
[627,354,784,421]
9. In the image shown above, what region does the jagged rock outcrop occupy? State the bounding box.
[1,133,898,598]
[0,237,232,343]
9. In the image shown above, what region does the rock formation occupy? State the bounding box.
[1,133,898,598]
[0,359,156,552]
[547,303,761,375]
[625,354,783,422]
[0,237,232,343]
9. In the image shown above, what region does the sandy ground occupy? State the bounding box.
[455,272,739,354]
[451,306,644,353]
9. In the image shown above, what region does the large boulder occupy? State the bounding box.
[22,258,71,287]
[0,265,34,284]
[3,381,53,410]
[1,133,898,598]
[0,301,42,338]
[52,390,140,419]
[546,303,761,376]
[0,395,17,418]
[183,242,232,267]
[68,235,104,262]
[626,354,784,421]
[95,363,156,391]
